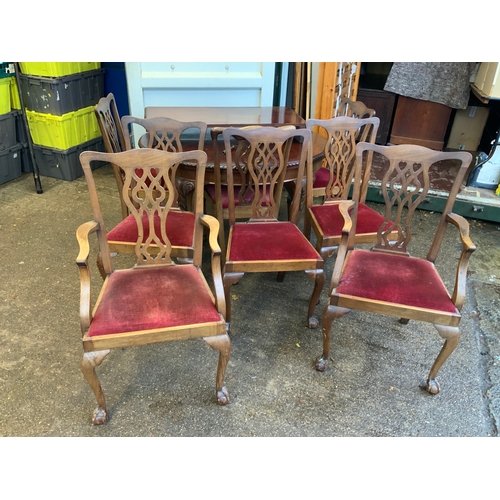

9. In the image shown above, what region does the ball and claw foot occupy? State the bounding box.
[217,386,230,405]
[426,378,441,395]
[308,315,320,329]
[92,408,107,425]
[315,357,328,372]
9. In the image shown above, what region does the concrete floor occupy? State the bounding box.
[1,164,500,437]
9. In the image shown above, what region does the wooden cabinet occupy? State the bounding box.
[389,95,452,150]
[356,87,396,145]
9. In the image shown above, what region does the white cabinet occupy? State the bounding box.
[125,62,276,117]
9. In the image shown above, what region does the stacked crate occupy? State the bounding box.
[0,62,23,185]
[18,62,106,180]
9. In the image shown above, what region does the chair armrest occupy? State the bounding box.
[446,212,476,311]
[329,200,355,294]
[76,220,99,335]
[200,214,226,318]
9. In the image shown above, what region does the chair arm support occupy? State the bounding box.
[446,212,476,311]
[329,200,355,295]
[200,214,221,255]
[76,220,99,335]
[200,214,226,318]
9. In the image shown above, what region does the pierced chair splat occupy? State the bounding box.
[317,142,475,395]
[76,148,230,425]
[220,125,325,330]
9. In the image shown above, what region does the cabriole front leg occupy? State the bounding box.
[315,305,350,371]
[81,349,110,425]
[204,334,231,405]
[426,325,460,395]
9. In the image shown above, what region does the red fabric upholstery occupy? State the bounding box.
[310,202,386,237]
[313,166,331,188]
[336,249,458,313]
[205,184,270,209]
[107,211,195,247]
[228,222,320,262]
[88,266,222,336]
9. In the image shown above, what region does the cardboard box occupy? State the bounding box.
[446,106,489,152]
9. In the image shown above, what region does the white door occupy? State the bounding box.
[125,62,277,117]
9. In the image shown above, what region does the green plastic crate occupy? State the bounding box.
[19,62,101,78]
[0,78,11,114]
[26,106,101,150]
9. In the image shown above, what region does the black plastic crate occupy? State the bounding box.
[32,137,105,180]
[19,69,105,115]
[0,111,17,150]
[0,143,22,185]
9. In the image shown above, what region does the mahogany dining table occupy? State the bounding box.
[141,106,326,210]
[144,106,308,129]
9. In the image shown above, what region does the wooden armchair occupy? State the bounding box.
[303,116,393,261]
[77,148,230,425]
[220,126,325,330]
[317,142,475,395]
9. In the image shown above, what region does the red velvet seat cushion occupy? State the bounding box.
[228,222,321,262]
[107,211,195,247]
[88,266,222,337]
[205,184,271,209]
[313,166,331,188]
[336,249,458,313]
[310,202,386,237]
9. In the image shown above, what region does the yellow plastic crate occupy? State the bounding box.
[9,77,21,110]
[19,62,101,78]
[26,106,102,150]
[0,78,11,114]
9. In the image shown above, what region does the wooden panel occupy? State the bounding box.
[356,88,396,145]
[314,63,360,121]
[389,96,452,150]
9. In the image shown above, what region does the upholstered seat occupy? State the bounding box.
[308,202,386,239]
[205,183,270,209]
[106,211,195,252]
[311,166,330,189]
[336,249,458,314]
[88,266,223,337]
[228,222,321,263]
